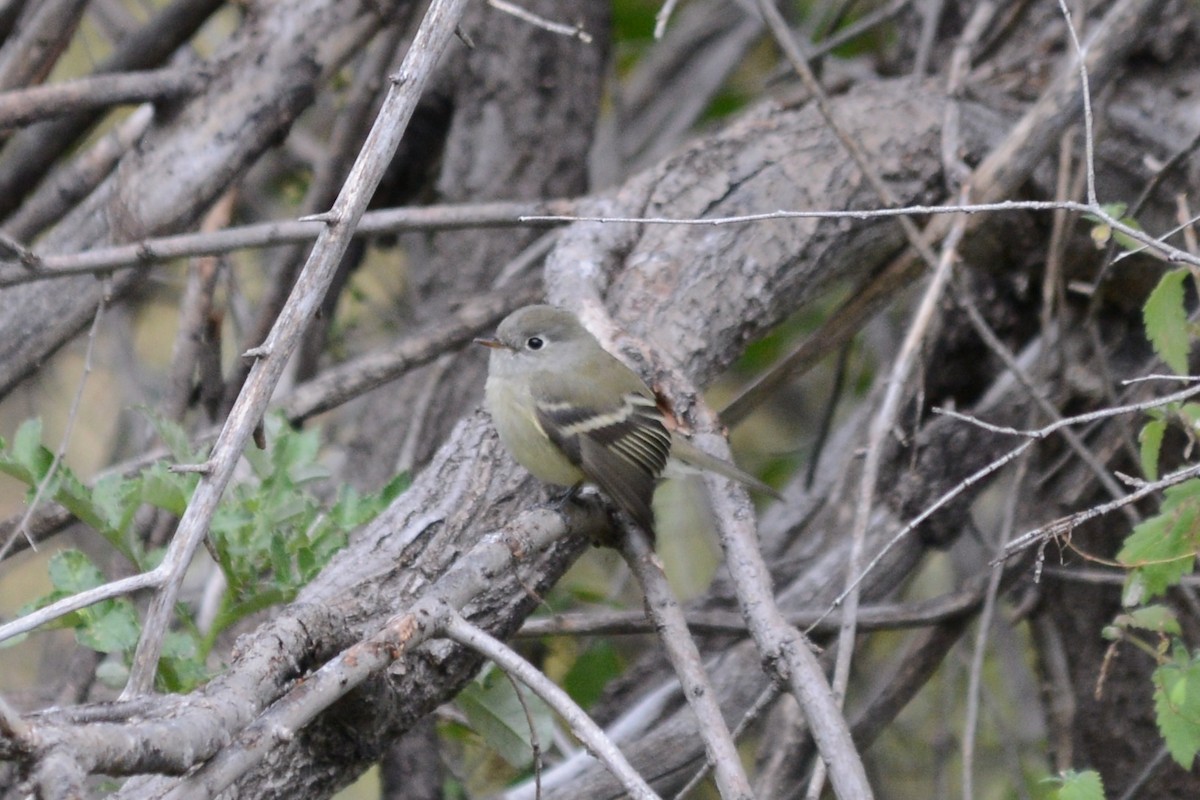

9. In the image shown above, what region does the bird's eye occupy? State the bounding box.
[526,337,544,351]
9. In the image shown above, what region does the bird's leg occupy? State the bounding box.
[545,484,627,548]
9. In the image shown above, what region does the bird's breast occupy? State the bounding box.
[485,374,584,486]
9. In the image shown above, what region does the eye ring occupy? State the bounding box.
[526,336,544,350]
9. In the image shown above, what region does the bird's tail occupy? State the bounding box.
[668,434,782,500]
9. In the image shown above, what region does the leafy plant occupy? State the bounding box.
[1,412,406,692]
[1106,213,1200,774]
[1044,769,1105,800]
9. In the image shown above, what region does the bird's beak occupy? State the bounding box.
[473,336,506,349]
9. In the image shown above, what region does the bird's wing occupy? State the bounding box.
[534,384,670,534]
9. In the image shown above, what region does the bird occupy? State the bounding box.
[475,304,778,537]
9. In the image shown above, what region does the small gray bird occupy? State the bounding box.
[476,304,778,535]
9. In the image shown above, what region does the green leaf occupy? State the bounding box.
[456,668,554,769]
[1048,769,1105,800]
[0,418,53,484]
[77,601,140,654]
[379,472,410,504]
[138,407,203,463]
[563,640,622,709]
[47,550,106,593]
[1113,604,1181,636]
[90,474,135,535]
[1144,268,1191,374]
[53,468,109,537]
[140,463,193,516]
[1140,419,1166,482]
[158,630,209,693]
[1118,480,1200,600]
[1154,648,1200,769]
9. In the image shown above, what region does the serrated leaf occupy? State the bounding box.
[138,407,202,463]
[1144,268,1191,374]
[1140,419,1166,482]
[140,463,192,516]
[47,550,106,593]
[53,468,109,536]
[77,601,140,654]
[90,474,133,534]
[1114,604,1181,635]
[1050,769,1105,800]
[456,671,554,768]
[1119,480,1200,599]
[1154,650,1200,769]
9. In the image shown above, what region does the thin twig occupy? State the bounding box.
[808,192,966,800]
[521,200,1200,268]
[755,0,937,268]
[0,67,199,128]
[442,613,659,800]
[952,279,1139,523]
[486,0,592,43]
[654,0,681,39]
[619,529,754,800]
[121,0,474,698]
[962,449,1030,799]
[0,199,570,286]
[516,579,991,637]
[820,379,1200,627]
[2,279,111,560]
[1001,459,1200,561]
[1055,0,1097,207]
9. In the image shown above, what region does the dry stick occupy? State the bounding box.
[755,0,936,266]
[620,529,755,800]
[153,503,604,799]
[1001,459,1200,563]
[808,201,967,800]
[652,562,1006,799]
[654,0,682,39]
[7,193,1191,289]
[120,0,472,698]
[1055,0,1097,208]
[0,0,86,90]
[701,436,873,797]
[912,0,946,77]
[161,192,235,420]
[0,67,199,128]
[816,380,1200,635]
[962,450,1031,800]
[442,613,660,800]
[0,198,568,285]
[244,17,411,399]
[516,582,989,638]
[486,0,593,43]
[0,568,164,644]
[502,671,544,800]
[807,5,993,791]
[952,282,1139,524]
[522,200,1200,268]
[1,279,111,560]
[717,0,1170,425]
[679,684,782,800]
